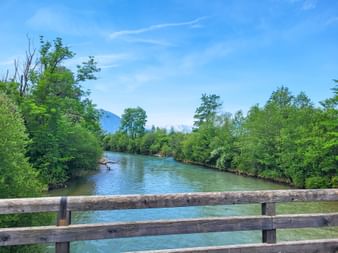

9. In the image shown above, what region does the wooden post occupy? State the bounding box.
[261,202,276,243]
[56,196,71,253]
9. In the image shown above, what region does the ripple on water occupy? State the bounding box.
[47,152,338,252]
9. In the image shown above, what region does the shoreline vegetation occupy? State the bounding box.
[103,87,338,189]
[0,37,103,252]
[178,159,293,186]
[1,37,103,191]
[102,152,293,187]
[0,36,337,252]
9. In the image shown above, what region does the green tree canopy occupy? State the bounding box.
[0,93,48,253]
[1,37,103,188]
[193,94,222,127]
[120,107,147,138]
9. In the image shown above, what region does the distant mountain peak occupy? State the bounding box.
[99,109,121,133]
[164,124,193,133]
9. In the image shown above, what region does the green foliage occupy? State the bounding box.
[232,86,337,187]
[0,93,49,253]
[105,85,337,189]
[0,93,43,197]
[0,36,102,250]
[1,37,103,188]
[193,94,222,127]
[332,176,338,188]
[104,127,185,157]
[120,107,147,138]
[305,176,330,189]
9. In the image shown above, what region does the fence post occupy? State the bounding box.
[261,202,276,243]
[55,196,71,253]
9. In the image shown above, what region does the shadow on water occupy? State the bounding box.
[46,151,338,253]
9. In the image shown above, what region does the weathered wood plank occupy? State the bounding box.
[273,213,338,229]
[0,189,337,214]
[127,239,338,253]
[262,202,276,243]
[55,197,70,253]
[0,213,337,246]
[0,197,61,214]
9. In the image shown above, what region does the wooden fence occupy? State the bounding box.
[0,189,337,253]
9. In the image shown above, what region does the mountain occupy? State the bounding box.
[164,124,193,133]
[99,109,121,133]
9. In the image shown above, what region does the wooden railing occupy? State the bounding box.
[0,189,337,253]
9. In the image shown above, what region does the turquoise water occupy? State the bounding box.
[47,152,338,252]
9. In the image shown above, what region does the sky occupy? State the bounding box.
[0,0,338,127]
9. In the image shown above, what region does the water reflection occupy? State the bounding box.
[47,152,338,253]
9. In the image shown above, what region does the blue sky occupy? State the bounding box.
[0,0,338,127]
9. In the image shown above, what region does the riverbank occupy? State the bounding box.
[177,159,294,186]
[47,151,338,253]
[102,150,296,188]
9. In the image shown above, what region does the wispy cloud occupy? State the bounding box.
[109,16,208,39]
[107,41,238,93]
[27,7,73,33]
[116,66,164,92]
[26,6,101,35]
[180,43,234,72]
[124,38,174,47]
[286,0,317,10]
[325,17,338,26]
[0,59,13,66]
[301,0,317,10]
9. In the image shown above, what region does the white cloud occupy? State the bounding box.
[27,7,70,32]
[180,43,234,72]
[325,17,338,26]
[301,0,317,10]
[104,41,238,94]
[124,38,174,47]
[109,16,208,39]
[116,67,163,92]
[26,7,101,35]
[286,0,317,10]
[0,59,13,66]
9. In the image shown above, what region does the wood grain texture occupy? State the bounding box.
[0,189,337,214]
[262,202,276,243]
[0,213,337,246]
[126,239,338,253]
[55,197,70,253]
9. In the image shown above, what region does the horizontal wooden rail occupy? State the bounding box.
[128,239,338,253]
[1,213,337,246]
[1,189,337,252]
[0,189,337,214]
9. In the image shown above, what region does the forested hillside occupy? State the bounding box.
[104,86,338,188]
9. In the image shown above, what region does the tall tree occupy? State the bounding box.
[0,93,48,253]
[2,37,103,188]
[120,107,147,138]
[193,94,222,127]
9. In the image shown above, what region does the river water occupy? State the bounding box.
[47,151,338,252]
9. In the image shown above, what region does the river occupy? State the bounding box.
[47,151,338,252]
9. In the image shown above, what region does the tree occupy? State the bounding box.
[193,94,222,127]
[104,86,337,189]
[0,93,48,253]
[2,37,103,188]
[120,107,147,138]
[0,93,43,198]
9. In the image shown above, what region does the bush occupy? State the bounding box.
[305,176,330,189]
[0,93,50,253]
[331,176,338,188]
